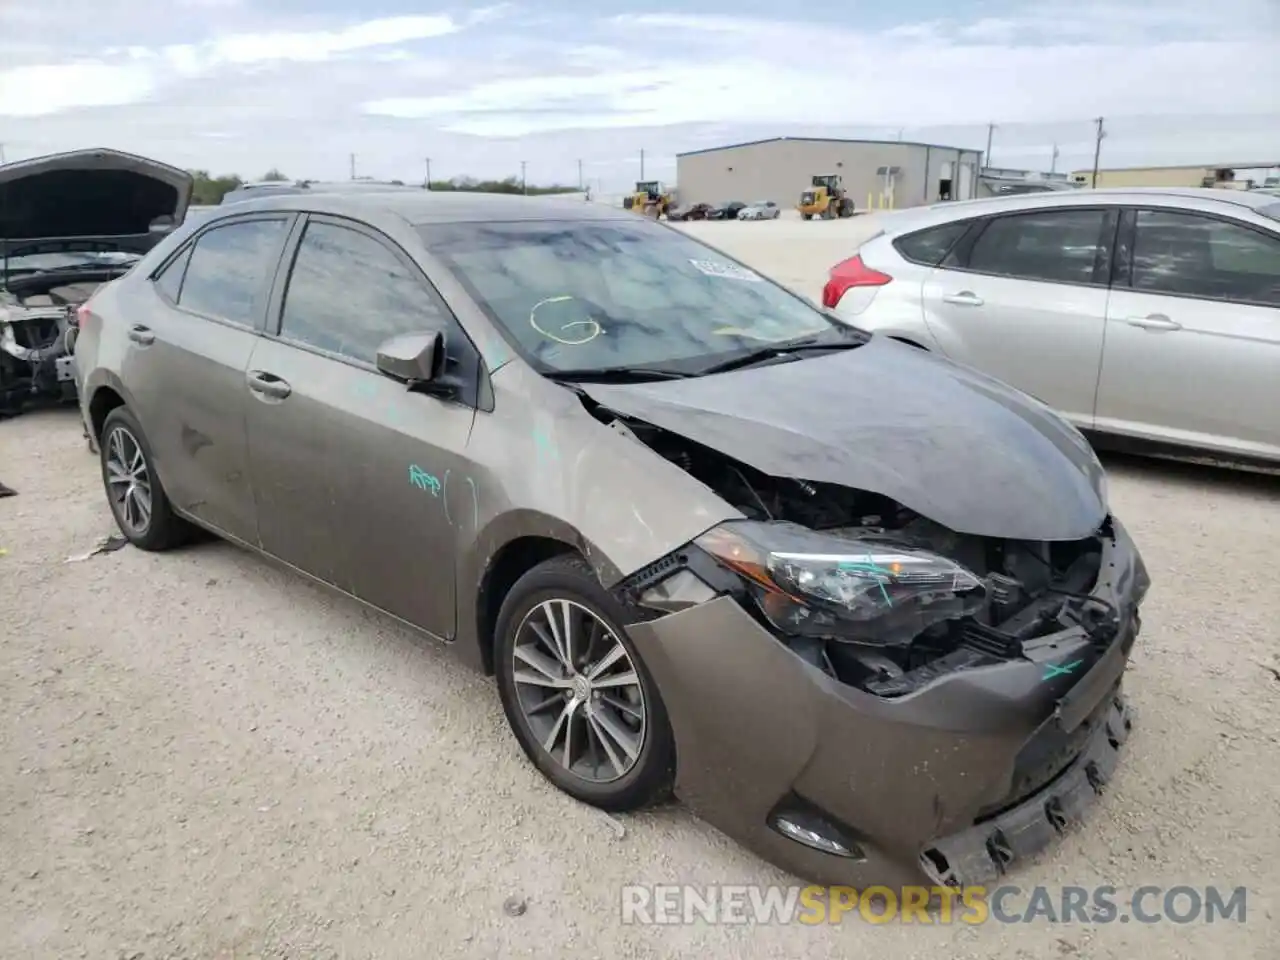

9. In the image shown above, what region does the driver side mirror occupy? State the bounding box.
[376,331,444,384]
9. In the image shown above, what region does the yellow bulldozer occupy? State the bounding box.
[623,180,673,218]
[797,174,857,220]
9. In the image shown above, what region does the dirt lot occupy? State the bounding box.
[2,216,1278,959]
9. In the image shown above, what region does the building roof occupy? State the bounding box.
[1070,161,1280,174]
[676,136,980,159]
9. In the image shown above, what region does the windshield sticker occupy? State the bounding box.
[688,259,763,282]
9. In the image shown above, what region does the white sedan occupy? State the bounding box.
[738,201,780,221]
[822,186,1280,466]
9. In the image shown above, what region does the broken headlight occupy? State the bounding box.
[695,521,987,645]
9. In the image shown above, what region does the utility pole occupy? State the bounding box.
[577,159,583,191]
[0,143,6,164]
[349,153,356,180]
[640,148,645,180]
[984,123,996,170]
[1050,142,1060,174]
[1090,117,1106,188]
[520,160,527,195]
[424,157,431,190]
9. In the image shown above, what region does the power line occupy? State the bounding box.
[1091,117,1106,187]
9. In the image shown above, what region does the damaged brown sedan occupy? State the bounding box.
[72,191,1150,888]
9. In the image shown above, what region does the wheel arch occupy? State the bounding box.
[459,508,622,676]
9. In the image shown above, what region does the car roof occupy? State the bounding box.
[871,186,1280,236]
[202,190,636,225]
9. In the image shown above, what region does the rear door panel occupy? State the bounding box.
[125,215,292,543]
[1094,207,1280,458]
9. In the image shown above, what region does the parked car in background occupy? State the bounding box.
[708,201,747,220]
[738,200,780,221]
[667,202,713,222]
[0,147,190,416]
[823,187,1280,466]
[73,190,1146,890]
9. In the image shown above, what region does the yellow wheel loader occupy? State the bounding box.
[797,174,857,220]
[622,180,673,218]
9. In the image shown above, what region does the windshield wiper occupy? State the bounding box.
[550,365,692,383]
[695,330,867,376]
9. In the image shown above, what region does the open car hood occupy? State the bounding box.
[580,336,1109,542]
[0,148,193,260]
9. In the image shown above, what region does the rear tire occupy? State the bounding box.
[98,407,190,551]
[494,555,676,812]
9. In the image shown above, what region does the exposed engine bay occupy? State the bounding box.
[0,277,100,416]
[610,414,1122,697]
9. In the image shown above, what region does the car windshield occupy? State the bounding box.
[418,219,836,373]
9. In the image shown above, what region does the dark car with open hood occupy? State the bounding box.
[72,190,1150,889]
[0,148,192,416]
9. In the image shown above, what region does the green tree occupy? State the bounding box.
[260,168,289,182]
[188,170,245,205]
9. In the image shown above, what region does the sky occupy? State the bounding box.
[1,0,1278,191]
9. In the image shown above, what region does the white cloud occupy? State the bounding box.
[0,14,464,117]
[362,3,1280,137]
[0,62,156,117]
[200,15,458,66]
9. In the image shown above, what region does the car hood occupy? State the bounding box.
[579,336,1108,541]
[0,148,193,259]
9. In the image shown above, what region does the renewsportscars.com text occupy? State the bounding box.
[620,884,1248,926]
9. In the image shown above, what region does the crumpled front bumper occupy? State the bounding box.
[626,518,1149,887]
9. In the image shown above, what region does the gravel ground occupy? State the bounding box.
[2,216,1278,959]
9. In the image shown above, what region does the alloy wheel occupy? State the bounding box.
[105,425,152,535]
[511,599,647,783]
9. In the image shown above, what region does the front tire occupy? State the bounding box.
[494,555,675,812]
[99,407,190,551]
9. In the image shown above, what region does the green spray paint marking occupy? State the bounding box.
[1042,659,1084,681]
[836,555,894,606]
[532,426,558,464]
[408,464,441,496]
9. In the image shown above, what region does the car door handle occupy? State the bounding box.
[246,370,292,399]
[127,324,156,346]
[1125,314,1182,331]
[942,291,984,306]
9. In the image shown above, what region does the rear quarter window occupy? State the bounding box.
[892,221,969,265]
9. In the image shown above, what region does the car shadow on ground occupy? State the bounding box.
[1097,448,1279,498]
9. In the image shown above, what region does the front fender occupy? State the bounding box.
[449,362,742,670]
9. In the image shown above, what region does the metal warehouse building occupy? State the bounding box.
[1068,162,1280,189]
[675,136,985,211]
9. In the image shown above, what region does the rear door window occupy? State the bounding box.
[1130,209,1280,306]
[964,209,1108,285]
[893,221,969,265]
[177,218,289,327]
[277,220,451,363]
